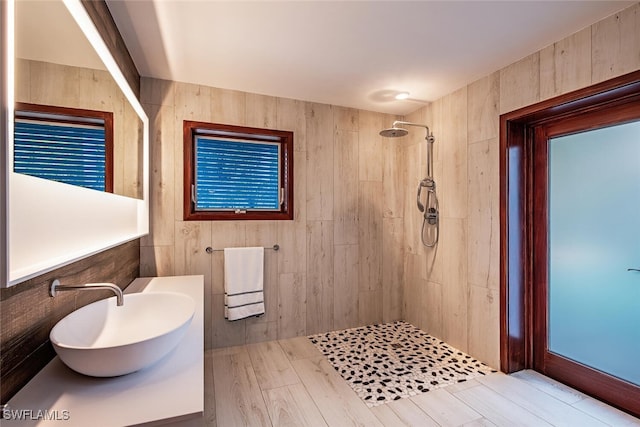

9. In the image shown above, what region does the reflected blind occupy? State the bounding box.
[14,120,106,191]
[195,136,280,210]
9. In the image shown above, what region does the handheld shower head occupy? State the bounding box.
[379,127,409,138]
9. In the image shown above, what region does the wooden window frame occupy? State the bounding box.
[14,102,114,193]
[183,120,294,221]
[500,70,640,417]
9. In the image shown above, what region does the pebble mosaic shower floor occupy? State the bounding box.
[309,321,497,407]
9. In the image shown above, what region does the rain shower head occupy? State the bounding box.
[380,121,434,142]
[379,127,409,138]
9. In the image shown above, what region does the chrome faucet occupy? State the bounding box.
[50,279,124,306]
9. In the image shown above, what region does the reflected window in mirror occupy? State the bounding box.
[14,103,114,192]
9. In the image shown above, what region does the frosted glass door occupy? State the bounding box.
[548,120,640,386]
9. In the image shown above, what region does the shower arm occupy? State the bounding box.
[392,121,436,180]
[392,121,435,143]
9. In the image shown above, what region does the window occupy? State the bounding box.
[14,103,113,192]
[183,121,294,220]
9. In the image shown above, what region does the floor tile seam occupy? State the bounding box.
[287,357,363,426]
[276,339,323,362]
[238,347,277,427]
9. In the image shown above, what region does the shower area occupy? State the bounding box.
[380,121,439,247]
[390,94,498,367]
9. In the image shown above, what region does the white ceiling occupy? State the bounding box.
[106,0,632,115]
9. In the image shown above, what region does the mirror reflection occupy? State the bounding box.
[15,0,143,199]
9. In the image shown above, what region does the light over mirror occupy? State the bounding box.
[15,0,142,199]
[3,0,149,287]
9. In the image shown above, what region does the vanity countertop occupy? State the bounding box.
[5,275,204,426]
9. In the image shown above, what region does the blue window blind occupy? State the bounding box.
[195,136,281,211]
[14,119,106,191]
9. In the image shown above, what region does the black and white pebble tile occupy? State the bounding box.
[308,321,497,407]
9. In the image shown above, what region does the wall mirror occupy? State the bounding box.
[15,0,142,199]
[2,0,149,287]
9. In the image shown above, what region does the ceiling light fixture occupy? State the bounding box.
[395,92,410,100]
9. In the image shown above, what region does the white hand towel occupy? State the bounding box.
[224,247,265,321]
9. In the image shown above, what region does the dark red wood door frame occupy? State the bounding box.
[500,70,640,417]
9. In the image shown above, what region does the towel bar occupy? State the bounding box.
[206,244,279,254]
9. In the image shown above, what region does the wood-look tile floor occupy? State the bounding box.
[182,336,640,427]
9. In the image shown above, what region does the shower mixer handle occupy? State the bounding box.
[425,207,438,224]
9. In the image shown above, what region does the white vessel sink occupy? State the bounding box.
[50,291,195,377]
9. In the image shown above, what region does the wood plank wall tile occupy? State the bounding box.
[382,217,404,323]
[334,106,359,132]
[246,93,277,129]
[333,244,359,330]
[499,53,540,114]
[30,62,81,106]
[305,103,334,221]
[539,27,591,100]
[174,82,212,122]
[276,221,307,275]
[358,181,383,293]
[142,103,176,247]
[140,245,175,277]
[211,88,246,126]
[175,221,213,347]
[468,285,500,369]
[333,130,359,246]
[467,72,499,144]
[77,67,117,112]
[402,141,424,255]
[246,320,279,344]
[121,101,144,199]
[358,110,384,182]
[277,273,307,339]
[382,138,405,219]
[403,254,425,328]
[439,217,469,352]
[592,3,640,84]
[358,289,383,327]
[140,78,174,107]
[467,139,500,291]
[440,87,468,220]
[423,281,443,337]
[277,98,307,152]
[306,220,335,335]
